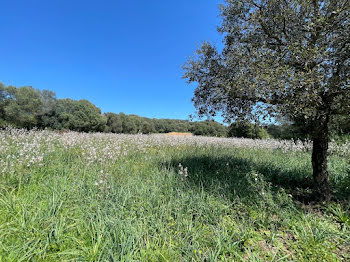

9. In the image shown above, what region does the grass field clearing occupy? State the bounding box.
[0,128,349,261]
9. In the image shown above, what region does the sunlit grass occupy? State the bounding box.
[0,129,349,261]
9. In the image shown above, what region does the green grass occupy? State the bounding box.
[0,136,350,261]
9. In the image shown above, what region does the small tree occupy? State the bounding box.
[184,0,350,200]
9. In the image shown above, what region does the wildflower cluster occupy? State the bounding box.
[246,171,270,198]
[178,163,189,181]
[0,127,59,174]
[94,170,111,190]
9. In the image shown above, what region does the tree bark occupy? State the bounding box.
[311,113,331,201]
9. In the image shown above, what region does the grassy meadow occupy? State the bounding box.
[0,128,350,261]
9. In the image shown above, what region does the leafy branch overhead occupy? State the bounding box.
[184,0,350,123]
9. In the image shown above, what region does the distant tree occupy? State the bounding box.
[4,86,43,128]
[184,0,350,200]
[154,119,167,133]
[190,121,227,137]
[228,122,269,139]
[164,119,177,133]
[105,113,123,133]
[141,121,156,134]
[191,124,206,136]
[120,114,137,134]
[210,121,228,137]
[42,99,106,132]
[175,121,190,133]
[129,115,144,133]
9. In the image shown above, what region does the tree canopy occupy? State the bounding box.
[184,0,350,200]
[41,99,107,132]
[3,86,43,128]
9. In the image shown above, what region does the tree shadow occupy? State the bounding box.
[161,154,328,205]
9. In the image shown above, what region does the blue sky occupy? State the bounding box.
[0,0,223,120]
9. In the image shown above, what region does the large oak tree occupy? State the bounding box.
[184,0,350,200]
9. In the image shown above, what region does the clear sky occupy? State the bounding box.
[0,0,223,120]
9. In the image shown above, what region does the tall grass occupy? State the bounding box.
[0,129,349,261]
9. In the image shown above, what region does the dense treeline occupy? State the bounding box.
[0,83,227,136]
[1,82,349,139]
[104,112,227,136]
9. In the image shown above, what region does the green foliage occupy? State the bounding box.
[42,99,107,132]
[184,0,350,125]
[190,120,227,137]
[267,115,350,140]
[140,121,156,134]
[105,112,227,136]
[266,123,308,140]
[330,115,350,136]
[4,86,43,128]
[228,122,270,139]
[104,112,123,133]
[39,89,56,115]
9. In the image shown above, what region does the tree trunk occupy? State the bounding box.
[311,113,331,201]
